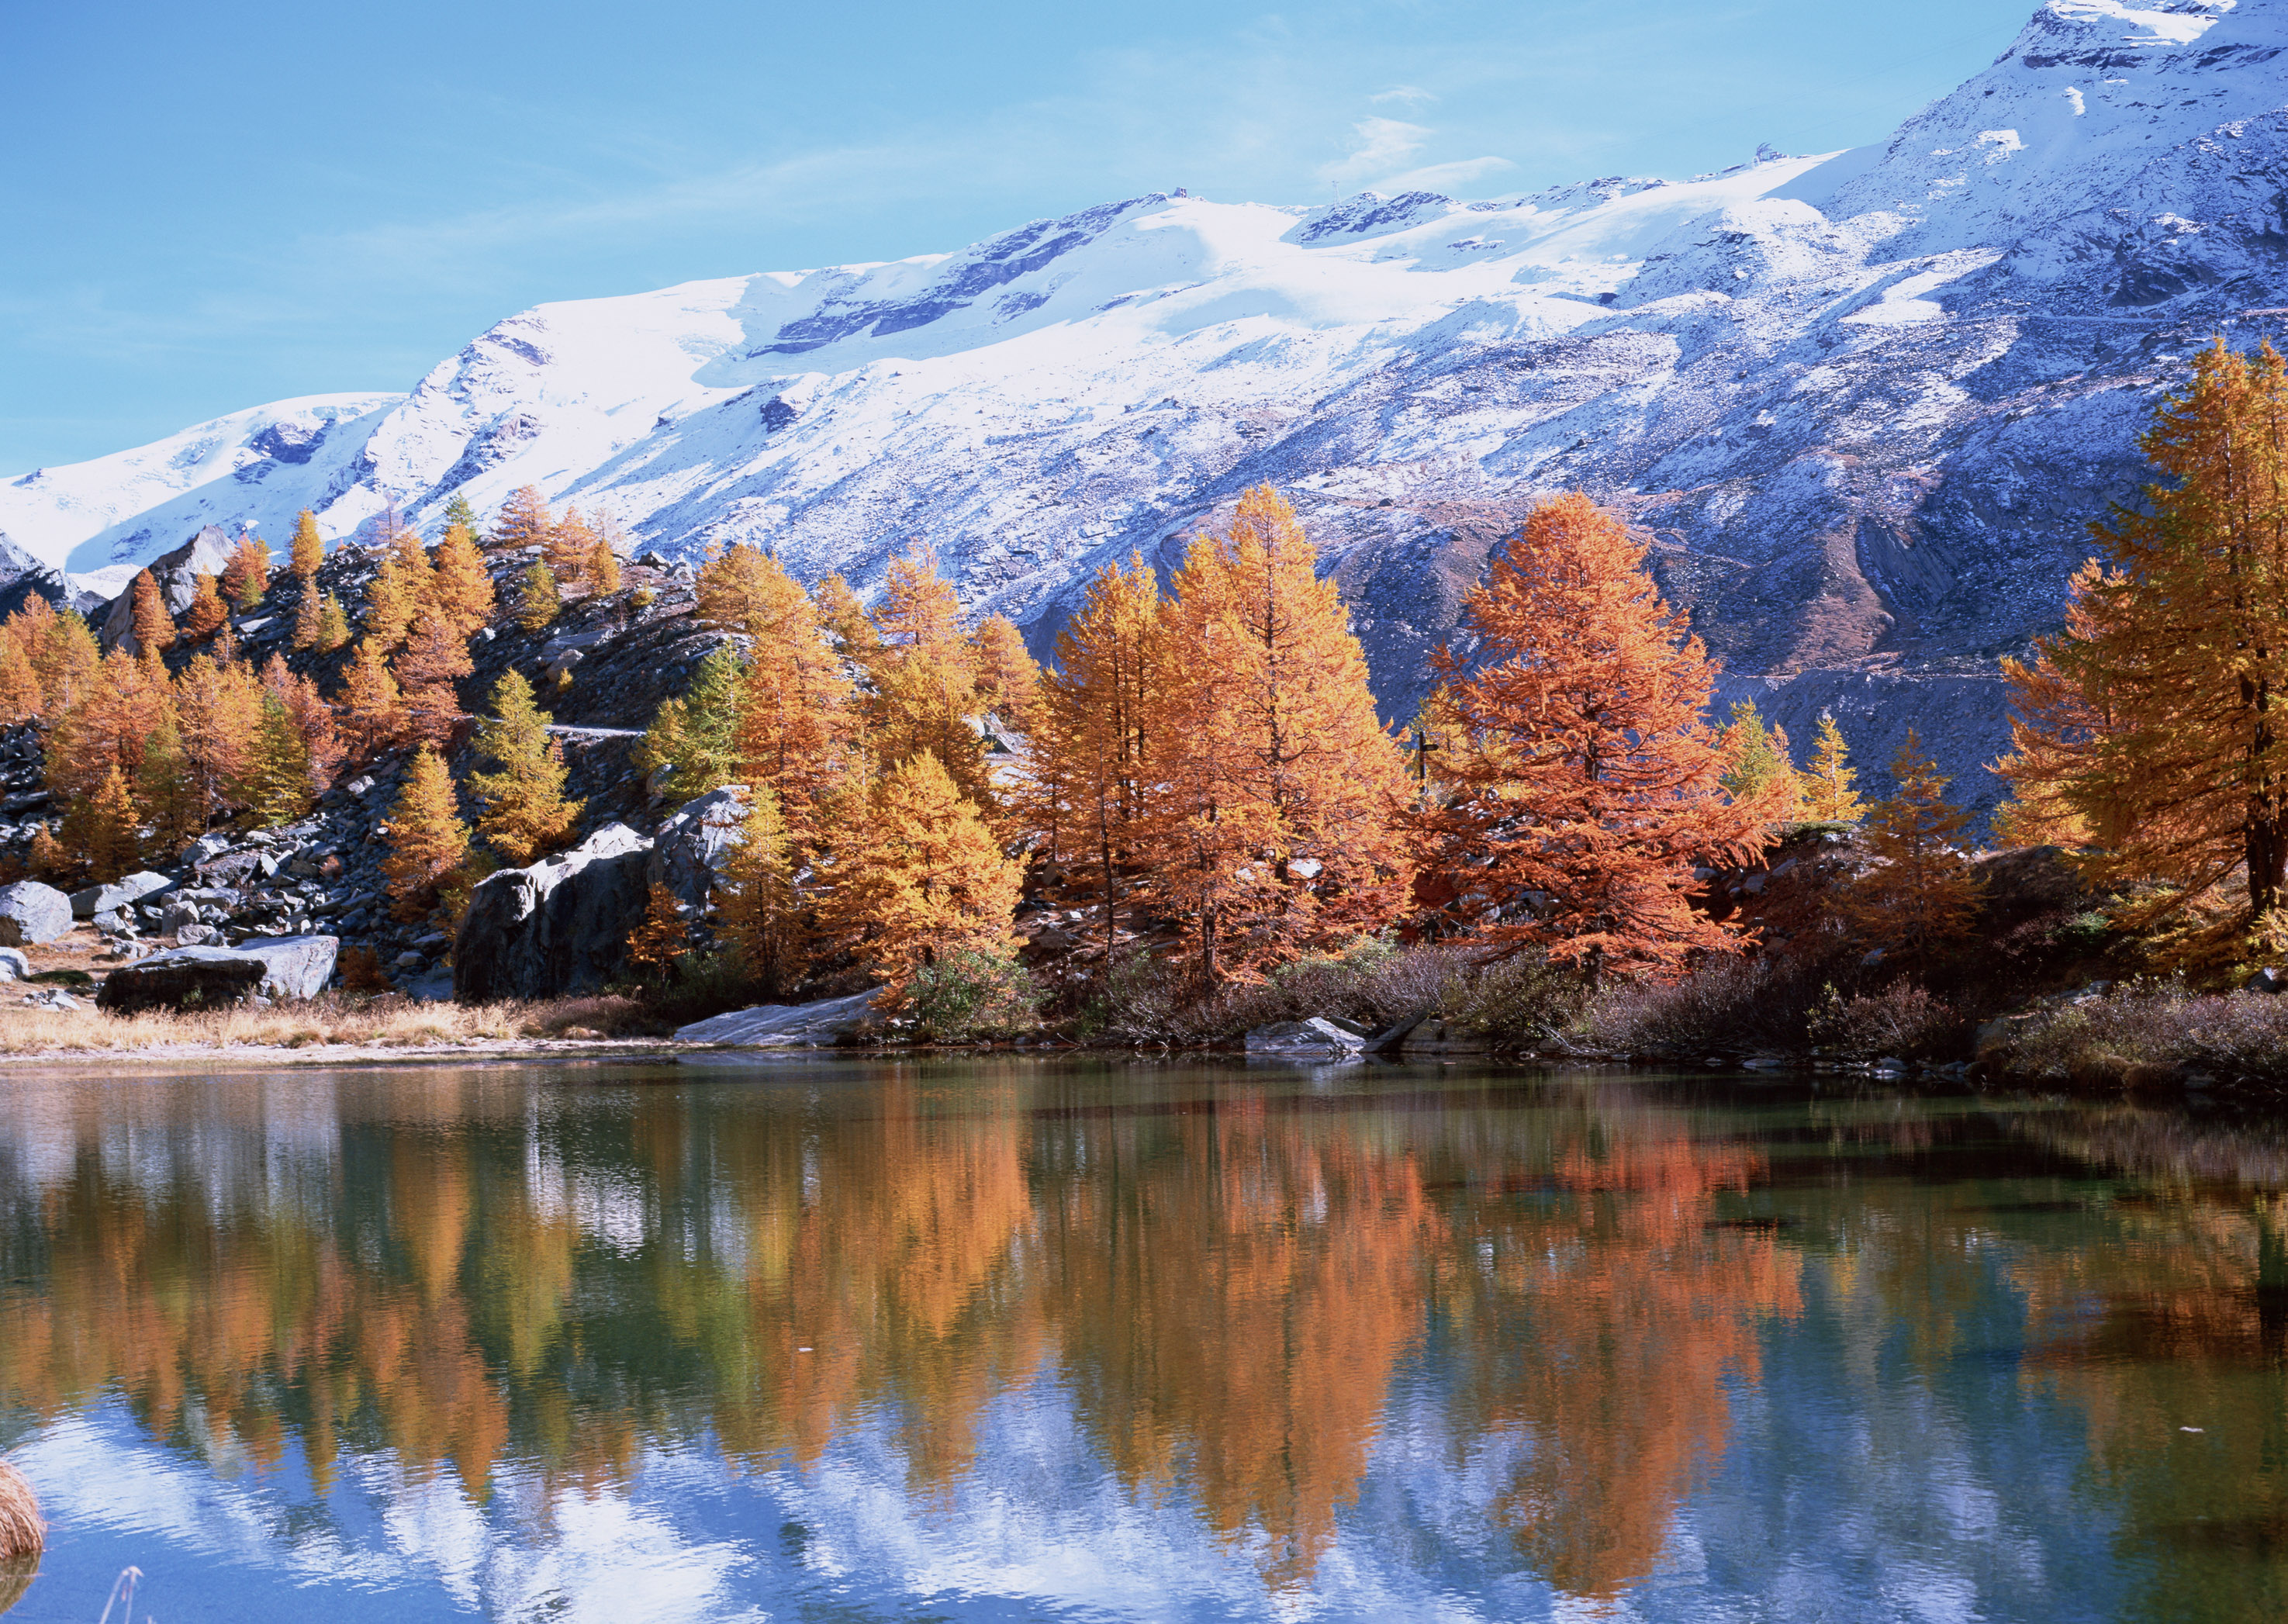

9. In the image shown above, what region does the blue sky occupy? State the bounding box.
[2,0,2032,474]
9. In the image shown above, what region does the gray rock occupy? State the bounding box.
[2249,968,2288,996]
[175,923,219,946]
[178,834,235,868]
[71,871,174,919]
[0,948,27,981]
[95,935,339,1012]
[649,786,749,910]
[1361,1014,1426,1055]
[24,987,80,1011]
[158,900,202,936]
[454,824,654,1001]
[95,524,236,655]
[677,988,886,1048]
[0,880,72,945]
[1245,1018,1368,1057]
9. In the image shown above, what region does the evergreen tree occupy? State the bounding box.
[468,671,582,866]
[1801,713,1865,824]
[237,693,316,827]
[338,638,410,756]
[626,883,693,983]
[290,509,324,579]
[1718,700,1802,821]
[1840,732,1981,963]
[130,568,175,665]
[428,523,496,635]
[1408,492,1769,981]
[182,572,228,640]
[516,560,560,632]
[382,746,471,921]
[442,492,482,544]
[221,534,271,612]
[394,618,472,745]
[819,752,1021,986]
[718,785,804,996]
[1145,485,1412,979]
[640,645,745,800]
[316,593,351,652]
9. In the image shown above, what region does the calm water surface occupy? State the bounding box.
[1,1056,2283,1621]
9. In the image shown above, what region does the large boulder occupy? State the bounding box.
[1245,1018,1368,1058]
[96,935,338,1012]
[454,824,653,1001]
[676,989,886,1049]
[648,786,748,910]
[0,881,71,946]
[70,871,174,920]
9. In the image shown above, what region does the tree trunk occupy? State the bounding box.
[2249,810,2288,914]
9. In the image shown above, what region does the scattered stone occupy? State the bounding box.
[0,948,27,982]
[22,988,79,1011]
[0,881,71,946]
[70,871,173,920]
[96,935,339,1013]
[676,988,887,1048]
[394,950,427,969]
[175,923,220,946]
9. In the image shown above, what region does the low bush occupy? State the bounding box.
[907,950,1044,1041]
[1989,983,2288,1083]
[1806,982,1974,1060]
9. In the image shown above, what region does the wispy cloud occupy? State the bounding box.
[1369,85,1436,108]
[1317,116,1433,187]
[1381,156,1516,193]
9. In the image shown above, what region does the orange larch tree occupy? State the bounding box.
[1030,552,1163,959]
[1144,485,1412,980]
[492,485,551,555]
[290,510,324,579]
[130,569,175,665]
[1840,731,1982,964]
[337,638,410,757]
[172,654,266,825]
[547,506,596,588]
[971,613,1039,726]
[866,546,994,806]
[221,533,271,612]
[394,619,472,746]
[1408,492,1774,981]
[727,551,856,835]
[260,654,344,793]
[182,572,228,641]
[428,523,497,636]
[818,752,1022,988]
[382,746,471,921]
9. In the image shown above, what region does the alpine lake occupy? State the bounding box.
[2,1052,2286,1622]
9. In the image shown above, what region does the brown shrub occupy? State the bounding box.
[1989,984,2288,1083]
[0,1459,40,1560]
[1806,982,1974,1060]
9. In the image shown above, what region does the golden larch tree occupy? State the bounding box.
[221,534,271,612]
[1408,492,1773,981]
[382,746,471,921]
[1801,712,1865,824]
[971,613,1039,724]
[516,561,560,632]
[547,507,595,586]
[172,654,265,825]
[2000,340,2288,930]
[493,486,551,555]
[866,547,994,805]
[182,573,228,640]
[1840,731,1981,963]
[237,693,316,827]
[728,553,856,831]
[813,572,882,664]
[0,636,38,725]
[260,654,344,792]
[316,593,351,652]
[626,883,693,982]
[718,785,804,996]
[1030,553,1163,958]
[290,510,324,579]
[362,551,420,650]
[1718,700,1802,822]
[428,523,497,636]
[467,671,582,866]
[130,569,175,665]
[337,638,410,757]
[820,752,1022,986]
[588,534,622,596]
[1145,485,1412,980]
[394,618,472,746]
[64,765,140,883]
[292,582,323,650]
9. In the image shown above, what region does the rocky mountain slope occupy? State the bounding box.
[9,0,2288,808]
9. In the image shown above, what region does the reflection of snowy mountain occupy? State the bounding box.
[9,0,2288,787]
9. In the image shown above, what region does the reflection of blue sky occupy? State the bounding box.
[19,1273,2127,1624]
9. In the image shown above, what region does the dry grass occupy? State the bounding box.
[0,1460,40,1560]
[0,991,657,1055]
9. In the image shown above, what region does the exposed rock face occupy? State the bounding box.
[454,824,654,1001]
[648,786,748,910]
[0,882,71,946]
[96,935,339,1012]
[95,525,236,655]
[676,988,885,1048]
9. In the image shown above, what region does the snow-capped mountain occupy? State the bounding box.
[6,0,2286,801]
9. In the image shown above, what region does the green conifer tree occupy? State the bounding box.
[468,671,583,865]
[238,693,316,827]
[638,645,745,800]
[517,560,561,632]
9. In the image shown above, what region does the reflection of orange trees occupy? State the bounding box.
[1050,1109,1436,1590]
[706,1070,1044,1491]
[1444,1115,1800,1601]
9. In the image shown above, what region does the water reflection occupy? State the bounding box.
[3,1063,2288,1619]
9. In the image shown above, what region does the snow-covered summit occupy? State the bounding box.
[8,0,2288,806]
